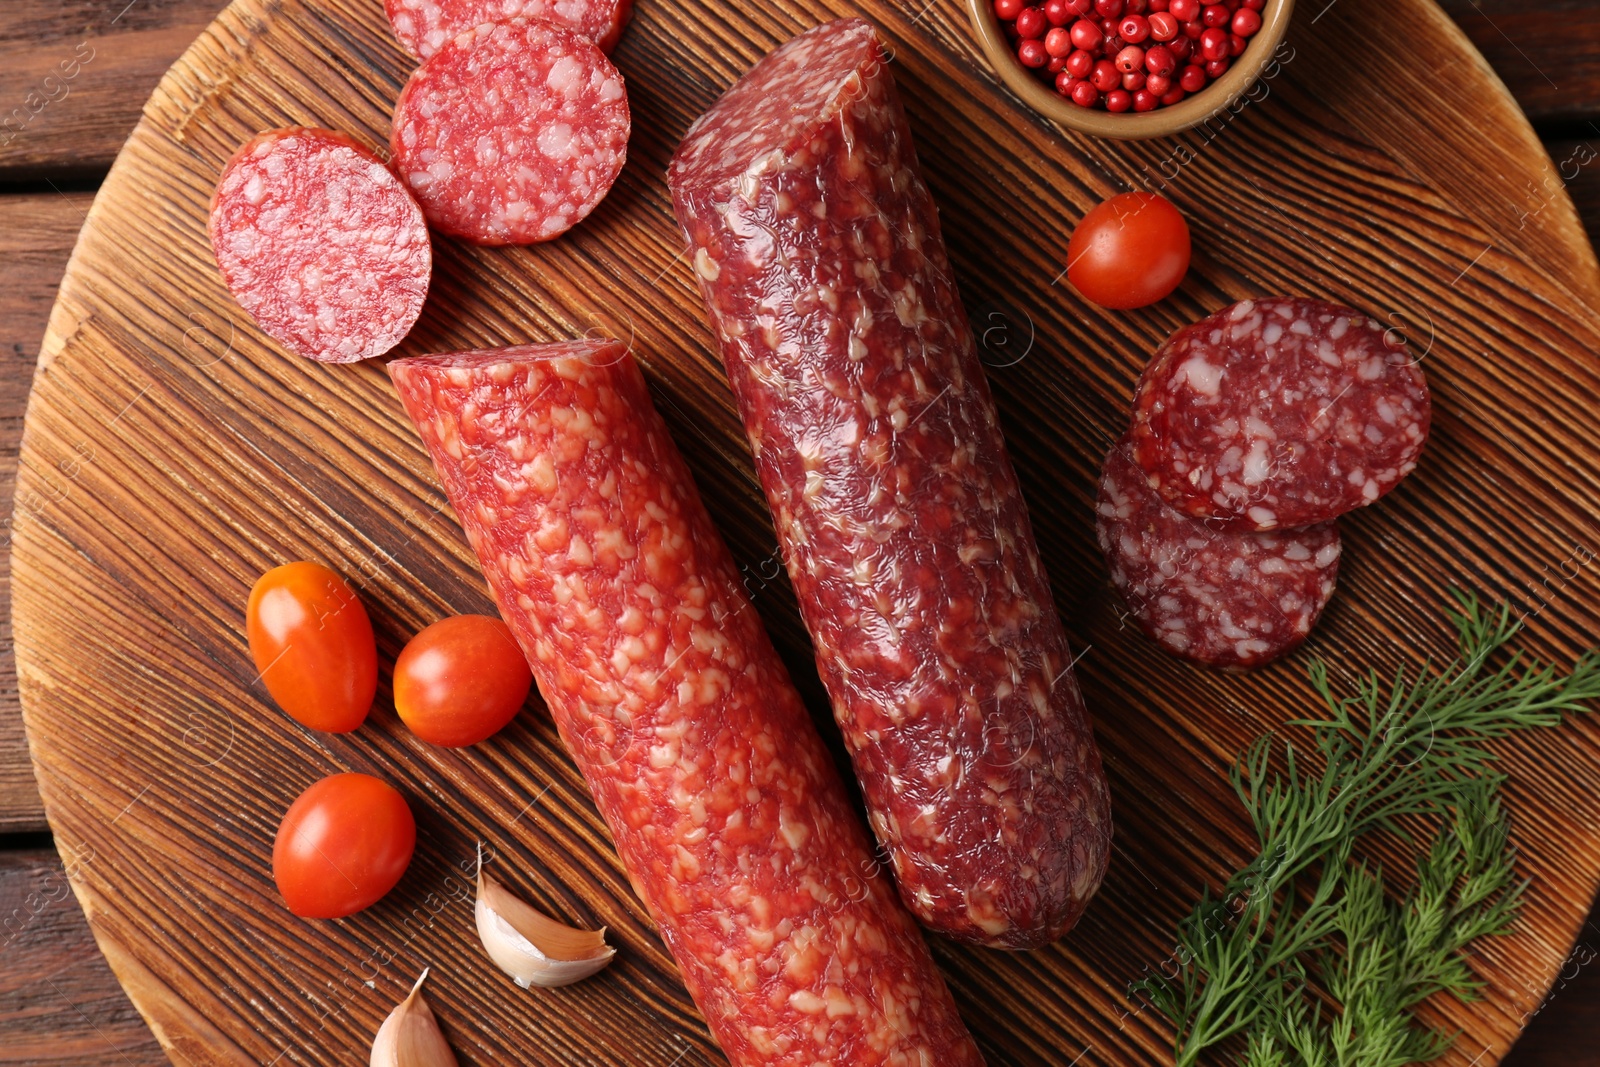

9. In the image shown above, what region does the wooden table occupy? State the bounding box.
[2,0,1598,1061]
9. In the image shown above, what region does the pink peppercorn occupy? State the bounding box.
[1144,43,1176,75]
[1199,26,1229,60]
[1043,0,1076,23]
[1115,44,1147,72]
[1070,18,1104,49]
[1015,6,1048,38]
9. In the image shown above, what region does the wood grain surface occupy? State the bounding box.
[0,193,91,834]
[1437,0,1600,127]
[11,0,1600,1064]
[0,846,163,1062]
[0,0,222,182]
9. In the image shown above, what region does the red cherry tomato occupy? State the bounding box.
[246,562,376,732]
[394,615,533,747]
[272,773,415,918]
[1066,191,1191,310]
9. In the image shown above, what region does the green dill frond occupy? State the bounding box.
[1135,593,1600,1067]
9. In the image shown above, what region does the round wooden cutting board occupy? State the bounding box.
[14,0,1600,1062]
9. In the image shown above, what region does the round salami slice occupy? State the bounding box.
[208,128,430,363]
[1097,437,1341,669]
[1129,297,1430,531]
[385,0,633,59]
[391,19,629,245]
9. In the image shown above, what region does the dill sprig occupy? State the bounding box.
[1133,592,1600,1067]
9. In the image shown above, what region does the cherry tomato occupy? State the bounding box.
[1066,191,1191,309]
[272,773,415,918]
[246,562,376,732]
[394,615,533,747]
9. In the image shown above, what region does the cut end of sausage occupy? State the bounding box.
[390,19,630,245]
[384,0,634,59]
[668,18,882,202]
[208,127,431,363]
[392,338,628,377]
[1098,436,1342,669]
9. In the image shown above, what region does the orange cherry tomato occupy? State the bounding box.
[394,615,533,747]
[246,562,376,733]
[1066,191,1191,310]
[272,773,415,919]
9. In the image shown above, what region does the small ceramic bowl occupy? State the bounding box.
[967,0,1296,140]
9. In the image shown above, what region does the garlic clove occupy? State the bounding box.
[370,969,458,1067]
[476,868,616,988]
